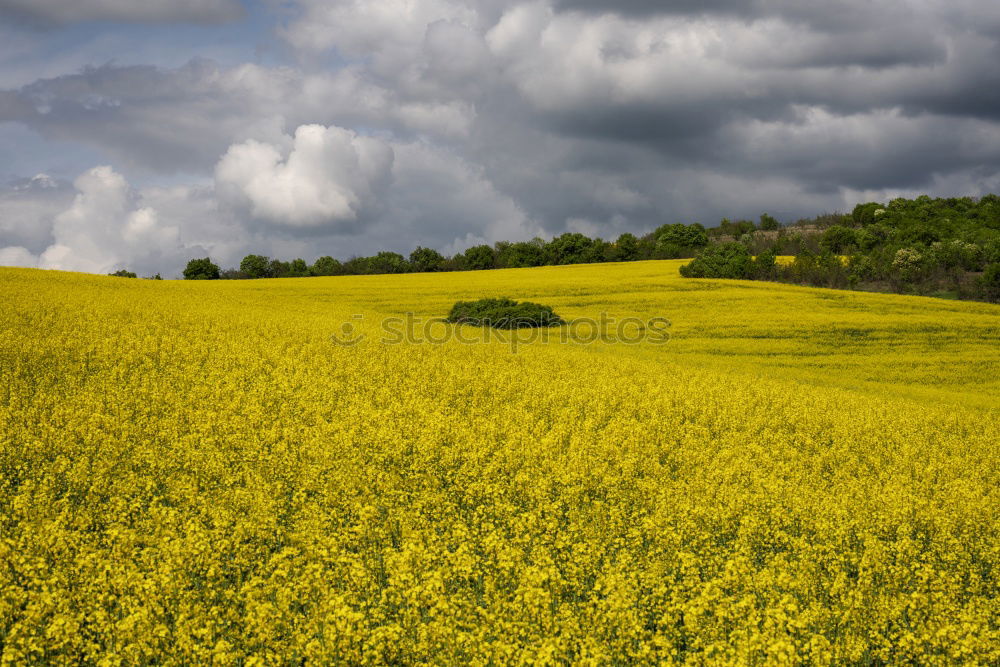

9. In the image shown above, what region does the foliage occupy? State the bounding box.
[759,213,781,231]
[240,254,271,279]
[186,194,1000,304]
[311,256,343,276]
[751,249,778,279]
[288,259,311,278]
[445,297,564,329]
[108,269,137,278]
[930,240,983,271]
[341,252,410,275]
[268,259,291,278]
[495,240,546,268]
[714,218,757,238]
[653,223,709,258]
[679,242,753,278]
[855,224,891,251]
[461,245,496,271]
[219,268,248,280]
[890,248,926,284]
[985,239,1000,265]
[182,257,220,280]
[409,246,446,273]
[695,194,1000,303]
[614,233,639,261]
[372,252,410,274]
[852,202,885,226]
[786,251,851,289]
[980,263,1000,302]
[544,233,599,265]
[819,225,857,253]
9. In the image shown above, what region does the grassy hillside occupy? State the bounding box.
[1,262,999,663]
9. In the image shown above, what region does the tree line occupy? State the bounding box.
[136,194,1000,304]
[680,195,1000,303]
[177,222,717,280]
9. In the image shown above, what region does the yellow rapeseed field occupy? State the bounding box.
[1,261,999,664]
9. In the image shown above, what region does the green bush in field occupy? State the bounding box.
[679,242,753,279]
[446,298,564,329]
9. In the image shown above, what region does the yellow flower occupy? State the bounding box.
[0,261,998,664]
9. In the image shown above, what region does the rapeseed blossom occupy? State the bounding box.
[1,262,998,664]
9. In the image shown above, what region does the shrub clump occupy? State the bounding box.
[680,242,754,279]
[446,297,564,329]
[680,242,784,280]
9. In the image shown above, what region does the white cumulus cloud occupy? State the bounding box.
[0,245,37,267]
[215,124,395,229]
[0,166,202,275]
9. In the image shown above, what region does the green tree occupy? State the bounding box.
[311,256,343,276]
[462,245,496,271]
[240,254,271,279]
[891,248,926,284]
[341,257,368,274]
[496,240,546,268]
[759,213,780,231]
[614,233,639,261]
[751,250,777,279]
[931,240,983,272]
[655,223,709,252]
[268,259,291,278]
[984,239,1000,264]
[855,224,892,251]
[848,255,878,285]
[979,263,1000,302]
[368,251,409,274]
[899,223,942,245]
[852,202,884,226]
[820,226,858,253]
[545,233,595,265]
[182,257,220,280]
[635,235,657,260]
[288,258,310,277]
[718,219,756,238]
[590,239,615,263]
[409,246,446,272]
[109,269,137,278]
[679,243,753,279]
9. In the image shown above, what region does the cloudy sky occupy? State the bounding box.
[2,0,1000,275]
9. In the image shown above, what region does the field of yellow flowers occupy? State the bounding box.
[2,261,999,664]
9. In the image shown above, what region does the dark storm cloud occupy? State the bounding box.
[551,0,986,31]
[0,59,480,174]
[0,61,286,172]
[552,0,761,18]
[0,174,71,253]
[0,0,244,27]
[481,1,1000,204]
[551,0,878,29]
